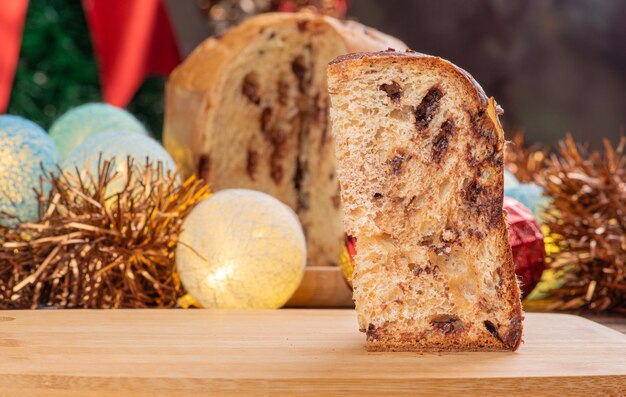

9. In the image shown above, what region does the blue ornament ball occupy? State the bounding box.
[0,115,60,226]
[63,131,177,194]
[504,168,520,191]
[505,183,549,220]
[49,103,148,159]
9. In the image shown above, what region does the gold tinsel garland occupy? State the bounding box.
[504,132,547,184]
[506,133,625,312]
[540,135,625,312]
[0,158,210,309]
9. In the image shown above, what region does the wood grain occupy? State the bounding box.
[0,310,624,396]
[523,299,626,335]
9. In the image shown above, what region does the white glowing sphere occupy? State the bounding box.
[176,189,306,309]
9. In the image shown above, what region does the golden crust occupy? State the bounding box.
[328,49,489,107]
[170,14,406,92]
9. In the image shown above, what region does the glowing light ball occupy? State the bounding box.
[49,103,148,159]
[176,189,306,309]
[0,115,60,226]
[62,131,177,196]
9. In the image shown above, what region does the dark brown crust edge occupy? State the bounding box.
[329,48,489,107]
[499,215,524,351]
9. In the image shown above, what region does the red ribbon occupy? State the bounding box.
[82,0,181,107]
[0,0,28,113]
[3,1,348,112]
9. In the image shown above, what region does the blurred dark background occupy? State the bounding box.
[349,0,626,148]
[7,0,625,148]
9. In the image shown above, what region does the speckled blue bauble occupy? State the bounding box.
[505,183,549,220]
[63,131,177,195]
[49,103,148,159]
[504,168,520,191]
[0,115,61,226]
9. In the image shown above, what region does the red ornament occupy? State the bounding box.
[345,235,357,258]
[341,197,546,299]
[504,196,546,298]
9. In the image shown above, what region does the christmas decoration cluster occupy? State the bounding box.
[2,109,623,312]
[1,105,307,310]
[1,2,623,314]
[506,134,625,312]
[0,159,208,309]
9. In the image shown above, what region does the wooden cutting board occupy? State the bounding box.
[0,310,624,396]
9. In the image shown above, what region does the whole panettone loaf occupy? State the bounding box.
[327,50,523,351]
[164,13,405,267]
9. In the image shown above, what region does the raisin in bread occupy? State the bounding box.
[164,13,405,267]
[327,50,523,351]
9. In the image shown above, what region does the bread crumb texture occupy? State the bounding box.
[328,50,523,351]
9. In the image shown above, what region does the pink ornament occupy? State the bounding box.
[504,196,546,298]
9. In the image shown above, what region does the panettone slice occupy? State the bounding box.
[328,50,523,351]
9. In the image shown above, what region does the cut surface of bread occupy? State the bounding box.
[328,50,523,351]
[164,13,405,267]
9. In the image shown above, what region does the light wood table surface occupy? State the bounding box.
[0,309,624,396]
